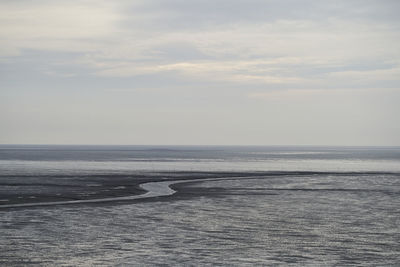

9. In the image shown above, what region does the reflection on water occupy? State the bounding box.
[1,145,400,175]
[1,146,400,265]
[1,173,399,266]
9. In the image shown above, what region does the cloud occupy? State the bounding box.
[1,0,400,145]
[122,0,400,30]
[1,0,399,90]
[0,1,119,55]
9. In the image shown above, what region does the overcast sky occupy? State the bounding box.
[1,0,399,145]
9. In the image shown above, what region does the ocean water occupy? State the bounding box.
[0,145,399,266]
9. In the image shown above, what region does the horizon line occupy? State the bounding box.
[1,144,400,148]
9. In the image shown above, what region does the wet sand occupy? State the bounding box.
[0,171,268,207]
[1,171,389,208]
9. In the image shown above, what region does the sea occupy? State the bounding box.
[0,145,399,266]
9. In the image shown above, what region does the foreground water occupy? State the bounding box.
[1,146,399,265]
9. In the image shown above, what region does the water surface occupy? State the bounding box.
[1,146,399,265]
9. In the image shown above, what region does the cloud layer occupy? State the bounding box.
[1,0,399,145]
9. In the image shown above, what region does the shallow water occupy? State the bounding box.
[1,146,400,266]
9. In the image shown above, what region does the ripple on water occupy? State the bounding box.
[1,174,399,266]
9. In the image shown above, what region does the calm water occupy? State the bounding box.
[1,145,400,266]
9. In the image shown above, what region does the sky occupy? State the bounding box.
[1,0,400,146]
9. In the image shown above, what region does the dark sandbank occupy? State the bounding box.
[1,171,393,208]
[0,171,261,207]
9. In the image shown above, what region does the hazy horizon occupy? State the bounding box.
[1,144,400,149]
[1,0,400,146]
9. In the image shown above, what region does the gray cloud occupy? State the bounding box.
[0,0,399,145]
[123,0,400,29]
